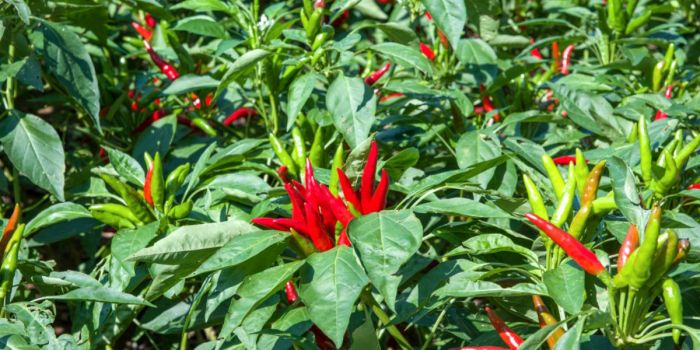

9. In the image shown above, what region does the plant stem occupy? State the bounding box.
[362,291,412,350]
[420,298,453,350]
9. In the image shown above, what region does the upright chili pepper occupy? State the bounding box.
[0,204,20,258]
[551,41,561,72]
[145,13,156,28]
[581,161,605,207]
[529,38,543,59]
[662,278,683,344]
[542,154,566,200]
[151,152,165,211]
[364,63,391,86]
[270,135,299,177]
[617,224,639,271]
[523,175,548,222]
[328,143,344,195]
[560,44,575,75]
[525,213,612,285]
[291,127,307,172]
[672,239,690,265]
[648,229,679,287]
[420,42,436,61]
[638,116,652,186]
[131,22,152,41]
[0,223,25,302]
[285,281,299,303]
[223,107,257,126]
[532,295,564,349]
[674,133,700,168]
[480,85,501,122]
[144,161,154,207]
[652,60,665,92]
[484,306,523,350]
[629,205,661,290]
[574,149,589,198]
[551,164,576,228]
[143,40,180,81]
[309,127,324,167]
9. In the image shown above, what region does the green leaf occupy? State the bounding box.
[111,222,159,276]
[286,72,319,130]
[189,230,289,276]
[0,111,65,201]
[37,20,100,130]
[607,157,644,229]
[421,0,466,48]
[298,246,369,347]
[553,316,586,350]
[326,74,377,149]
[348,210,423,310]
[376,23,419,45]
[456,130,501,188]
[24,202,91,236]
[216,49,270,97]
[173,15,227,38]
[459,233,539,262]
[372,42,433,75]
[220,261,304,337]
[128,219,258,263]
[543,261,585,314]
[104,146,145,187]
[171,0,232,12]
[414,198,511,218]
[435,279,546,298]
[41,286,153,306]
[163,74,219,95]
[132,115,177,163]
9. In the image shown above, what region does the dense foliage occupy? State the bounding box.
[1,0,700,349]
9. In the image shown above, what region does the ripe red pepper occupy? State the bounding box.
[552,41,560,71]
[379,92,404,102]
[131,21,152,41]
[617,224,639,271]
[480,85,501,122]
[484,306,523,350]
[450,347,509,350]
[144,162,154,206]
[223,107,257,126]
[331,10,350,27]
[688,183,700,190]
[654,85,673,120]
[561,44,575,75]
[552,155,577,165]
[420,42,436,61]
[425,11,432,20]
[132,109,165,134]
[529,38,543,59]
[0,204,21,255]
[314,0,324,8]
[278,166,289,183]
[145,13,156,28]
[337,140,390,215]
[285,281,299,303]
[143,40,180,81]
[364,63,391,86]
[525,213,611,283]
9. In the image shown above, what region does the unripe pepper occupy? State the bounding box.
[574,149,589,198]
[617,224,639,271]
[541,154,566,200]
[581,161,605,207]
[309,127,324,167]
[328,143,344,195]
[291,127,307,172]
[672,239,690,265]
[662,278,683,344]
[270,135,299,178]
[484,306,523,350]
[638,116,652,186]
[647,229,678,287]
[629,205,661,290]
[551,164,576,228]
[674,133,700,168]
[525,213,612,285]
[652,60,664,92]
[151,153,165,211]
[532,295,564,349]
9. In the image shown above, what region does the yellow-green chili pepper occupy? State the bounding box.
[270,135,299,177]
[652,60,665,92]
[629,205,661,290]
[151,152,165,212]
[329,142,344,195]
[662,278,683,344]
[638,117,652,186]
[309,127,324,167]
[541,154,565,200]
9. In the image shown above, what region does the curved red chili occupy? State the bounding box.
[561,44,575,75]
[484,306,523,350]
[131,22,152,41]
[364,63,391,86]
[143,40,180,81]
[480,85,500,122]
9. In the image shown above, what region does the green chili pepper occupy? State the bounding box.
[0,224,24,302]
[291,127,307,171]
[629,205,662,290]
[582,160,605,207]
[151,152,165,212]
[305,9,323,40]
[328,142,344,196]
[99,174,155,223]
[191,117,218,137]
[664,59,678,87]
[674,133,700,168]
[624,9,651,34]
[658,149,679,191]
[309,127,324,167]
[270,135,299,177]
[657,138,680,167]
[551,164,575,227]
[648,229,678,287]
[662,278,683,344]
[90,207,137,229]
[662,43,675,72]
[289,228,317,257]
[638,116,652,186]
[606,0,625,34]
[652,60,665,92]
[574,149,589,198]
[613,248,638,288]
[311,30,330,52]
[523,174,549,222]
[541,154,566,200]
[166,163,191,199]
[627,122,638,143]
[591,192,616,215]
[169,200,193,219]
[90,203,142,224]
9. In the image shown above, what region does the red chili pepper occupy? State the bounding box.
[284,281,299,303]
[144,163,154,206]
[331,10,350,27]
[132,109,165,134]
[420,42,436,61]
[0,204,20,255]
[379,92,404,102]
[617,224,639,271]
[337,169,362,212]
[525,213,610,280]
[450,348,509,350]
[278,166,289,183]
[529,38,543,59]
[655,85,673,120]
[131,21,152,41]
[437,30,450,49]
[360,141,379,212]
[484,306,524,350]
[376,0,393,4]
[98,147,108,164]
[425,11,433,20]
[552,155,587,165]
[143,40,180,81]
[145,13,156,28]
[552,41,561,71]
[314,0,324,8]
[223,107,258,126]
[480,85,500,122]
[561,44,575,75]
[205,93,214,108]
[364,63,391,86]
[688,183,700,190]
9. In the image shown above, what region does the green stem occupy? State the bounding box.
[4,40,15,110]
[362,291,412,350]
[419,298,453,350]
[180,276,213,350]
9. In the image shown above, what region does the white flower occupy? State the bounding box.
[257,14,273,31]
